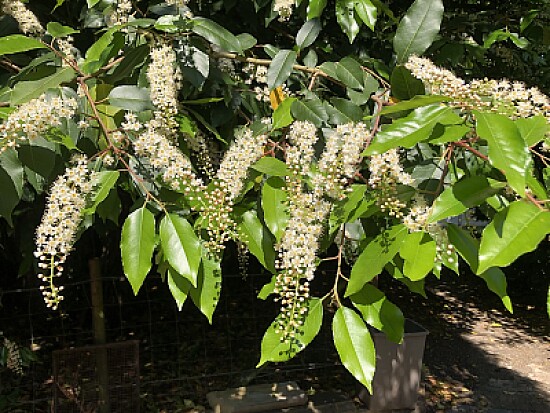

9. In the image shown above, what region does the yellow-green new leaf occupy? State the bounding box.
[160,214,202,287]
[0,35,47,57]
[121,206,156,295]
[478,201,550,274]
[258,298,323,366]
[333,306,376,393]
[474,111,530,197]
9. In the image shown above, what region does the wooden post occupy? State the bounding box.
[89,257,110,413]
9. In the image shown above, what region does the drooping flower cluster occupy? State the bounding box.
[107,0,133,26]
[273,0,294,21]
[204,128,268,256]
[166,0,190,7]
[147,43,182,139]
[34,155,97,310]
[405,56,550,122]
[243,63,291,103]
[402,195,431,232]
[1,0,44,35]
[133,124,205,193]
[3,337,23,375]
[314,123,369,199]
[0,94,77,152]
[368,149,414,218]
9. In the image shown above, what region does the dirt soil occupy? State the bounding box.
[384,270,550,413]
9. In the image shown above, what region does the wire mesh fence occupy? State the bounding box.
[0,267,355,412]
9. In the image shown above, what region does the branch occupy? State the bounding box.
[454,141,489,161]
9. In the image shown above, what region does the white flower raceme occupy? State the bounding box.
[35,156,97,310]
[3,338,23,375]
[273,0,294,21]
[405,56,550,122]
[0,94,77,152]
[107,0,133,26]
[166,0,190,7]
[133,124,205,193]
[1,0,44,35]
[402,196,431,232]
[368,148,414,218]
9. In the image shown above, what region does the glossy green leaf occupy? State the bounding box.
[381,95,451,114]
[251,157,289,176]
[346,225,408,296]
[106,44,150,83]
[267,50,297,89]
[262,177,289,243]
[168,269,192,311]
[296,18,321,49]
[272,97,296,130]
[17,138,56,179]
[515,115,549,147]
[121,206,156,295]
[474,111,530,197]
[478,201,550,274]
[190,253,222,323]
[258,298,323,366]
[390,65,425,100]
[258,275,276,300]
[307,0,328,19]
[333,306,376,392]
[108,85,154,112]
[351,284,404,343]
[87,0,101,7]
[428,124,471,145]
[365,105,461,155]
[82,28,122,74]
[0,149,24,226]
[237,210,277,273]
[400,231,436,281]
[160,214,202,287]
[428,176,505,223]
[336,0,360,43]
[327,98,363,124]
[46,22,79,38]
[385,259,426,297]
[84,171,120,215]
[335,57,364,90]
[291,98,328,127]
[447,224,513,312]
[236,33,257,51]
[192,17,242,53]
[393,0,444,63]
[11,67,75,105]
[0,35,47,56]
[354,0,377,31]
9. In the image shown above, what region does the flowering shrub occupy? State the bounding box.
[0,0,549,391]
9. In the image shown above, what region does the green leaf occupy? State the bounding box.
[515,116,549,147]
[87,0,101,7]
[400,231,436,281]
[160,214,202,287]
[346,225,408,296]
[168,268,192,311]
[428,124,471,145]
[351,284,404,343]
[327,98,363,123]
[272,97,296,130]
[365,105,460,155]
[251,157,289,176]
[106,44,150,83]
[108,85,154,112]
[478,201,550,274]
[393,0,444,63]
[354,0,377,31]
[296,18,321,49]
[190,253,222,324]
[428,176,505,223]
[447,224,513,312]
[307,0,328,19]
[46,22,79,38]
[390,65,425,100]
[17,138,56,179]
[82,28,122,74]
[192,17,243,53]
[381,95,451,115]
[237,210,277,273]
[236,33,257,51]
[291,98,328,127]
[0,149,24,226]
[0,35,47,56]
[474,111,530,197]
[84,171,120,215]
[258,298,323,366]
[267,50,297,89]
[11,67,75,105]
[333,306,376,392]
[258,275,276,300]
[121,206,156,295]
[262,177,289,243]
[336,0,361,43]
[335,57,364,90]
